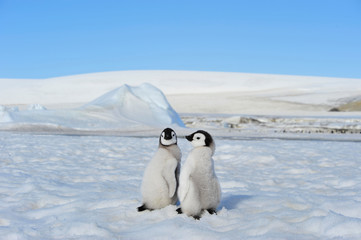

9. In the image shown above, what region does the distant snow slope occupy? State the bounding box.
[1,70,360,114]
[0,83,184,131]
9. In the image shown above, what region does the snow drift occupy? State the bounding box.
[0,83,184,131]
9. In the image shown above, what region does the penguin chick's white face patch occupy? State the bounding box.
[160,129,177,146]
[189,133,207,148]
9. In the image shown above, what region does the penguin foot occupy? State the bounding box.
[193,215,201,220]
[137,204,151,212]
[176,207,200,220]
[176,207,183,214]
[206,209,217,215]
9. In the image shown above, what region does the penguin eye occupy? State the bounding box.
[172,132,175,137]
[161,132,165,138]
[196,137,200,140]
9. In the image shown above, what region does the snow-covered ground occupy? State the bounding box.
[1,132,361,239]
[1,70,361,239]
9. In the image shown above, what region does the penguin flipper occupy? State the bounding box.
[178,169,191,202]
[162,159,178,198]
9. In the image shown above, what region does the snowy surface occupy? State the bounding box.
[183,114,361,137]
[1,132,361,239]
[0,83,184,132]
[1,70,360,135]
[1,70,361,239]
[1,70,361,114]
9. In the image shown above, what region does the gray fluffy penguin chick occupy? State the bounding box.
[138,128,181,211]
[177,130,221,219]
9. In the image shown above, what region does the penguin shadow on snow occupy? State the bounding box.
[219,194,253,210]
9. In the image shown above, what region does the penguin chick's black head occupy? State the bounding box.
[186,130,213,147]
[159,128,177,146]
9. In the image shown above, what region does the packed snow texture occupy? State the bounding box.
[0,83,184,131]
[1,132,361,239]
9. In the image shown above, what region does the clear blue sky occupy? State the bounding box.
[0,0,360,79]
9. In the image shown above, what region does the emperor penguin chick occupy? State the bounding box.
[177,130,221,219]
[138,128,181,211]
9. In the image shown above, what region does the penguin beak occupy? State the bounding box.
[185,135,193,142]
